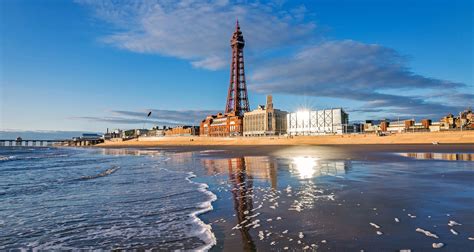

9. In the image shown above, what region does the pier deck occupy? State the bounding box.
[0,139,103,147]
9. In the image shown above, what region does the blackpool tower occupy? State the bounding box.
[225,20,250,116]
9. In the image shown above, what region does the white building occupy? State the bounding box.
[287,108,349,135]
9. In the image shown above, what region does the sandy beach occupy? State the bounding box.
[169,144,474,251]
[97,131,474,148]
[187,144,474,251]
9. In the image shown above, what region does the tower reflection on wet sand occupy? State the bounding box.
[229,158,255,251]
[202,156,278,251]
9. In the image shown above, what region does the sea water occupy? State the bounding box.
[0,147,215,250]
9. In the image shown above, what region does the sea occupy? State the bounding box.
[1,145,473,251]
[0,147,215,250]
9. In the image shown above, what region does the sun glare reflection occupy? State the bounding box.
[289,156,350,180]
[291,156,318,179]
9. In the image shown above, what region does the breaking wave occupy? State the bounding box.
[79,166,120,180]
[185,172,218,251]
[0,155,16,162]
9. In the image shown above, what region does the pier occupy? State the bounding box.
[0,138,103,147]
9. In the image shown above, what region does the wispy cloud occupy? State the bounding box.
[78,0,315,70]
[74,109,218,126]
[250,40,472,118]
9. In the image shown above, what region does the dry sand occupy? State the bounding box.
[97,131,474,148]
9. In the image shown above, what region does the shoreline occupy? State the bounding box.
[96,131,474,148]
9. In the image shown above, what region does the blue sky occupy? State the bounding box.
[1,0,472,133]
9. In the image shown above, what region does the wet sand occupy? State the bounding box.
[101,144,474,161]
[92,144,474,250]
[168,144,474,251]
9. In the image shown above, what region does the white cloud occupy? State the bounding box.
[74,109,219,126]
[78,0,316,70]
[191,55,227,70]
[251,40,463,91]
[249,40,471,117]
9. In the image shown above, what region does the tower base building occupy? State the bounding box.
[200,112,243,137]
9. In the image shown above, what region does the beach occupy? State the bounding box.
[97,131,474,148]
[1,144,473,251]
[193,144,474,251]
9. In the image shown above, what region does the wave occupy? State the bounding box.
[0,155,16,162]
[0,151,73,164]
[155,168,217,251]
[79,166,120,180]
[2,166,120,197]
[185,171,217,251]
[199,150,226,154]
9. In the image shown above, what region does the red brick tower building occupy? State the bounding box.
[200,21,249,137]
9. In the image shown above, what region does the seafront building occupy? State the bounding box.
[121,129,149,139]
[243,95,288,137]
[200,112,243,137]
[164,126,199,136]
[363,109,474,133]
[440,109,473,130]
[287,108,349,135]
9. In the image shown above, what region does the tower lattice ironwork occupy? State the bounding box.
[225,20,250,116]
